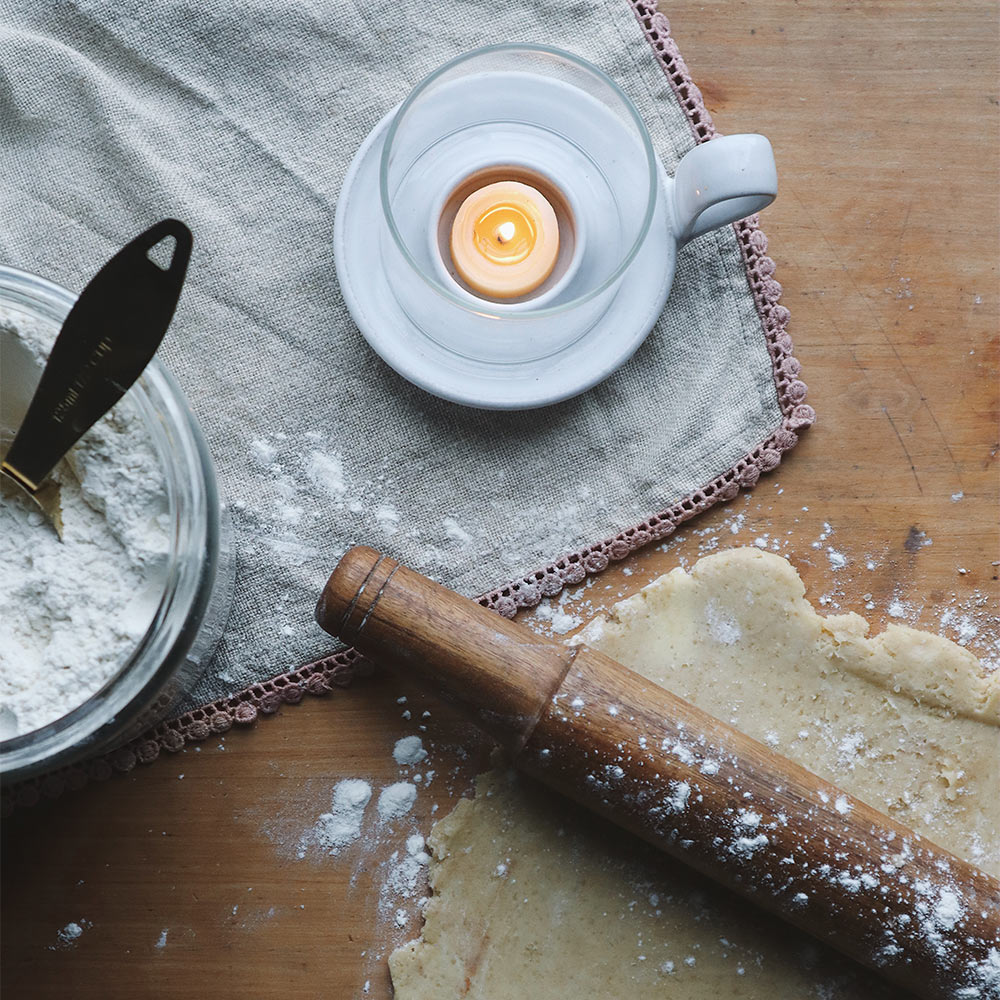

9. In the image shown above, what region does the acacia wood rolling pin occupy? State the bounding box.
[316,547,1000,999]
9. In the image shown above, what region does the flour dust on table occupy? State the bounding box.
[390,548,1000,999]
[305,778,372,856]
[393,736,429,766]
[239,731,443,983]
[0,310,169,738]
[51,919,92,950]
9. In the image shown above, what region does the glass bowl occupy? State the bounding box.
[0,265,233,781]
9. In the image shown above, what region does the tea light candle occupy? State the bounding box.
[450,180,559,299]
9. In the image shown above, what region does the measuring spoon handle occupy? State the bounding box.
[3,219,191,489]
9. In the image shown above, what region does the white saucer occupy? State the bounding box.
[334,111,674,410]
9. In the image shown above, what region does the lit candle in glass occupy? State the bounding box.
[449,180,559,299]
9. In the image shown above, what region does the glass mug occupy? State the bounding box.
[339,43,776,408]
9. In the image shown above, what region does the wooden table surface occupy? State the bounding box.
[3,3,997,997]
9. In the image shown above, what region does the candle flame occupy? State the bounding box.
[472,205,536,264]
[496,220,517,245]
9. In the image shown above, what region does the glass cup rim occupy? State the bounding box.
[378,42,659,319]
[0,264,222,776]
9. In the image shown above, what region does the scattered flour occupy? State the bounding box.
[381,833,431,930]
[931,888,963,931]
[309,779,373,855]
[52,919,92,949]
[665,781,691,813]
[827,548,847,570]
[393,736,428,766]
[442,517,472,545]
[836,731,865,769]
[376,505,400,535]
[960,948,1000,998]
[731,834,769,857]
[534,595,583,635]
[705,601,741,645]
[249,438,276,468]
[306,450,346,498]
[0,309,170,738]
[378,782,418,822]
[887,598,909,619]
[57,922,84,945]
[955,616,979,646]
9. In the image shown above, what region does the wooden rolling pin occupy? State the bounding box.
[316,547,1000,999]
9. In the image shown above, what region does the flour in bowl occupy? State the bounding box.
[0,308,170,739]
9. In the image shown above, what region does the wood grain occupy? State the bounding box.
[2,2,997,998]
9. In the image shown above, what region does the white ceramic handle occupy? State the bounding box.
[669,134,777,243]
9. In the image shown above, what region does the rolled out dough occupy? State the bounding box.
[390,548,1000,998]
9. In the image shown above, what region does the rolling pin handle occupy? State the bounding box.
[317,545,400,645]
[317,546,574,756]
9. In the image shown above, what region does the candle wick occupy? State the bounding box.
[496,221,517,245]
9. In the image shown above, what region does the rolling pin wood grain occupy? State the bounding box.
[317,546,1000,1000]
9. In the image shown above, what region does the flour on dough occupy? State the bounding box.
[390,548,1000,998]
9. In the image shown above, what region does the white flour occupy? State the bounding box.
[305,778,373,856]
[0,309,169,738]
[51,918,91,949]
[378,782,418,822]
[533,596,583,635]
[393,735,427,766]
[256,731,436,986]
[58,922,83,944]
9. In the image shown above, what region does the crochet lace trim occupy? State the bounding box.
[2,2,813,815]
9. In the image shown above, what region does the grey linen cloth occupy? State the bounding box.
[0,0,781,709]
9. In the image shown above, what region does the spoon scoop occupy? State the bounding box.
[1,219,192,537]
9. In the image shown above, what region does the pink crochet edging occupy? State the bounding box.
[2,2,813,816]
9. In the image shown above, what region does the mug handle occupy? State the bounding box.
[669,134,777,244]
